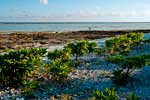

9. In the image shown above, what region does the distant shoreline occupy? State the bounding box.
[1,22,150,24]
[0,30,150,53]
[1,22,150,32]
[1,29,150,33]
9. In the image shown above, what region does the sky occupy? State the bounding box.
[0,0,150,22]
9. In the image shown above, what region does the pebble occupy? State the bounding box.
[0,42,150,99]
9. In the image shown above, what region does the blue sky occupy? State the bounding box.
[0,0,150,22]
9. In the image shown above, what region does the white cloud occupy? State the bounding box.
[40,0,48,5]
[2,6,150,22]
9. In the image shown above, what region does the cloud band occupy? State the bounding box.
[40,0,48,5]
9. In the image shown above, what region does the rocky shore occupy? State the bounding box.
[1,30,150,53]
[0,51,150,100]
[0,31,150,99]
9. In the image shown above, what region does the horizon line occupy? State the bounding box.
[1,21,150,24]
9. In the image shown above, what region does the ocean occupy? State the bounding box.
[0,22,150,32]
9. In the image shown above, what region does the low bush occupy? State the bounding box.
[144,54,150,65]
[21,79,39,97]
[0,48,46,87]
[112,70,130,86]
[46,59,74,81]
[107,54,150,85]
[65,40,97,60]
[95,47,112,56]
[87,41,97,53]
[92,90,104,100]
[48,48,71,61]
[126,93,140,100]
[48,49,62,60]
[106,32,144,55]
[91,88,118,100]
[106,55,124,66]
[125,55,147,69]
[127,32,144,46]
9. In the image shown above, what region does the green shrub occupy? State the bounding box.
[119,47,131,55]
[65,40,97,60]
[106,32,144,55]
[92,88,118,100]
[126,93,140,100]
[112,70,130,86]
[107,54,150,85]
[143,54,150,65]
[93,90,104,100]
[48,49,62,60]
[87,42,97,53]
[127,32,144,46]
[95,47,112,56]
[125,54,147,69]
[48,48,71,61]
[61,48,72,61]
[106,55,124,66]
[106,35,131,54]
[47,59,73,81]
[104,88,118,100]
[95,47,103,56]
[21,79,38,97]
[0,48,46,87]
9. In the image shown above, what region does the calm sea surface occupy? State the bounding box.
[1,22,150,32]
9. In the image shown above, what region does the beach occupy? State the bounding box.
[0,29,150,100]
[0,30,150,99]
[1,29,150,53]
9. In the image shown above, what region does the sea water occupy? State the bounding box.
[1,22,150,32]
